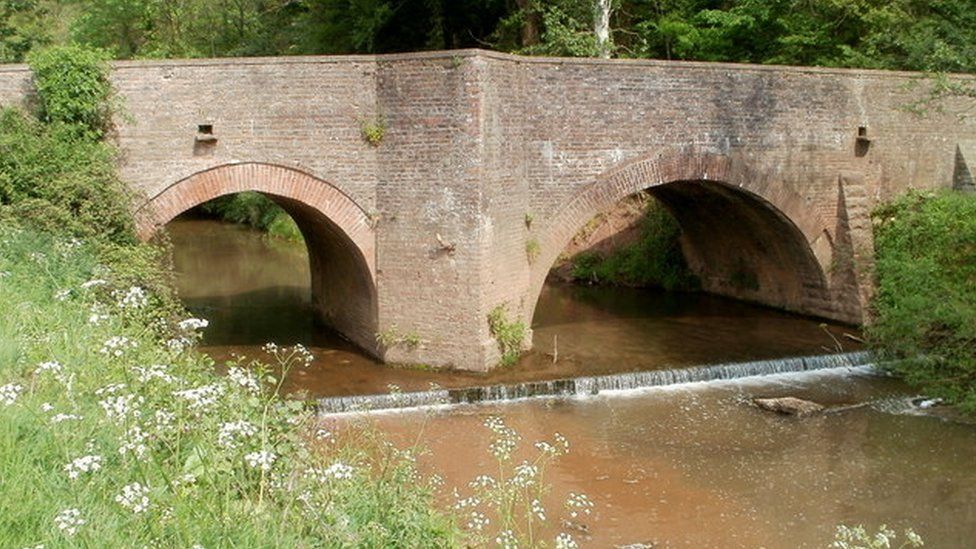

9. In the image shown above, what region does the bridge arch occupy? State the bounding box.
[528,149,840,327]
[137,162,378,355]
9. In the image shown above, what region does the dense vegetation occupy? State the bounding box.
[870,190,976,412]
[570,199,698,291]
[1,1,975,74]
[197,193,303,242]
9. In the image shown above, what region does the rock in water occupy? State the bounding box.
[754,397,824,417]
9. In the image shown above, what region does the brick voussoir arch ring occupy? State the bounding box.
[135,162,376,276]
[528,148,832,322]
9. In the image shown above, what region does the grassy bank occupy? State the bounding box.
[0,225,458,546]
[870,190,976,412]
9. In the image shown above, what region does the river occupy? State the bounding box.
[169,216,976,547]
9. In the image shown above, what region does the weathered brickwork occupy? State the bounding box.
[1,50,973,371]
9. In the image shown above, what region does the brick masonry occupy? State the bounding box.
[1,49,973,371]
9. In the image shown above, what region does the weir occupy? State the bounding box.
[316,350,873,414]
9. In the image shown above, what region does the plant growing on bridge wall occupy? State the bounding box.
[488,304,526,366]
[359,115,386,146]
[375,325,423,350]
[525,238,540,264]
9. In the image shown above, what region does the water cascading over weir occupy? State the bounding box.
[1,50,974,371]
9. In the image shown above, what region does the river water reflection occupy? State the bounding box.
[169,217,862,397]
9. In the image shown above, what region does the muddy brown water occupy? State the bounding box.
[169,218,976,547]
[169,218,863,397]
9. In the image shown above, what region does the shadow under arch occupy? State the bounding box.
[528,149,839,329]
[136,162,379,355]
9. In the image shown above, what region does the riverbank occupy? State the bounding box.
[0,225,458,546]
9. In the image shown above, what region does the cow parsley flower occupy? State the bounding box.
[1,383,23,406]
[133,364,175,384]
[100,336,137,357]
[118,426,148,459]
[54,508,85,536]
[80,279,107,289]
[244,450,277,472]
[173,383,225,411]
[495,529,518,549]
[217,420,257,450]
[98,393,143,424]
[555,532,578,549]
[114,286,148,309]
[35,361,62,375]
[51,413,83,424]
[510,462,538,488]
[227,367,260,394]
[115,482,150,513]
[178,318,209,331]
[565,492,593,518]
[64,455,102,480]
[466,511,489,531]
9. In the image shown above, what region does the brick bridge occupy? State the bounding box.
[2,50,974,371]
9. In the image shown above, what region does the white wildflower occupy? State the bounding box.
[54,289,72,301]
[35,361,62,375]
[153,409,175,433]
[64,455,102,480]
[51,413,83,424]
[555,532,578,549]
[178,318,209,331]
[468,475,496,489]
[114,286,148,309]
[54,508,85,536]
[165,337,191,353]
[227,367,260,394]
[88,312,110,325]
[466,511,489,531]
[118,426,148,459]
[173,383,225,411]
[452,495,481,510]
[314,428,333,442]
[1,383,23,406]
[565,492,593,518]
[495,529,518,549]
[115,482,150,513]
[133,364,175,384]
[244,450,277,472]
[98,393,143,424]
[40,402,54,412]
[217,420,257,450]
[531,499,546,521]
[95,383,126,396]
[510,461,538,488]
[99,336,137,357]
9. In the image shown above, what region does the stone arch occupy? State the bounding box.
[528,148,845,326]
[136,162,378,355]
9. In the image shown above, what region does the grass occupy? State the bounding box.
[0,225,458,546]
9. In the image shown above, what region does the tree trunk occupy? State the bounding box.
[594,0,613,58]
[516,0,540,47]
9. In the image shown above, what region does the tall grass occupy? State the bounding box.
[0,225,457,546]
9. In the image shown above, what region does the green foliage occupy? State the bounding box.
[869,190,976,412]
[487,304,526,366]
[570,199,698,291]
[0,106,136,245]
[0,225,460,547]
[359,115,386,146]
[27,44,113,138]
[198,192,303,243]
[375,325,423,350]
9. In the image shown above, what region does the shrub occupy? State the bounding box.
[870,190,976,412]
[198,192,304,243]
[570,199,698,291]
[27,45,114,139]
